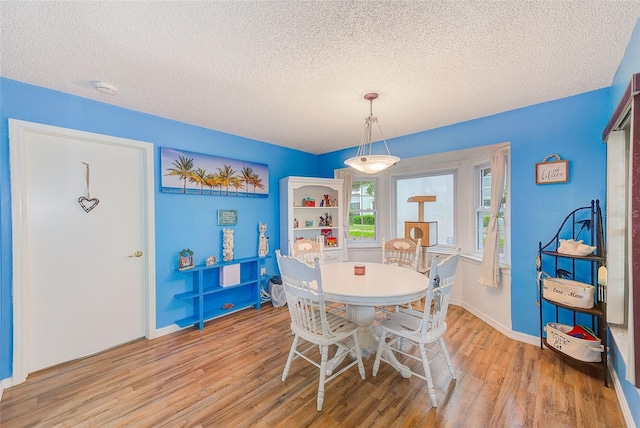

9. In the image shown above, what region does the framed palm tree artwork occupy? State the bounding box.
[160,147,269,197]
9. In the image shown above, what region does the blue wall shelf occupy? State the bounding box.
[175,256,270,329]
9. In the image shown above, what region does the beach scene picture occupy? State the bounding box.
[161,147,269,197]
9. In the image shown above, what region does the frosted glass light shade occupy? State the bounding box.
[344,93,399,174]
[344,154,400,174]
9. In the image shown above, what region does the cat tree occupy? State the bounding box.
[405,196,438,271]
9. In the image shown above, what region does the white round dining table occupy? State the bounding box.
[320,262,428,350]
[321,261,428,306]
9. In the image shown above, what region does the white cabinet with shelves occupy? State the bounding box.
[279,176,344,262]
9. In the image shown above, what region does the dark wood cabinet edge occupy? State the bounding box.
[540,297,604,316]
[602,73,640,141]
[540,250,605,262]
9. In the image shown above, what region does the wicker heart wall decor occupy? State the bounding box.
[78,161,100,213]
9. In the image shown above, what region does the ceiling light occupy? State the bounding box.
[344,92,400,174]
[92,81,118,96]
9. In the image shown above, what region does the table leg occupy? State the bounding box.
[325,305,378,376]
[346,305,377,350]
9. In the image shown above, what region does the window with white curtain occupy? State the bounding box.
[394,172,455,246]
[475,164,507,257]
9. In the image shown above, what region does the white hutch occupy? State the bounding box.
[279,176,344,263]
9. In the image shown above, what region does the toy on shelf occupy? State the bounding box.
[303,197,315,207]
[178,248,194,270]
[321,229,332,240]
[258,222,269,257]
[319,213,332,227]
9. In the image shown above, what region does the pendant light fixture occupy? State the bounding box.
[344,92,400,174]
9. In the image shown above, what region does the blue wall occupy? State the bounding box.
[0,78,319,380]
[611,19,640,110]
[319,89,609,337]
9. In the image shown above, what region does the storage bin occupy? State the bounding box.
[545,322,604,362]
[268,276,286,308]
[540,273,594,309]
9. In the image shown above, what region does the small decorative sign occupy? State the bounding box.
[218,209,238,226]
[535,154,568,184]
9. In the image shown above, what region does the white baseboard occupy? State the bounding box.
[154,323,183,338]
[455,300,539,346]
[609,355,637,428]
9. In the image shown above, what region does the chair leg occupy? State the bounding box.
[419,344,437,407]
[439,337,456,380]
[317,345,328,411]
[372,330,387,376]
[282,334,299,382]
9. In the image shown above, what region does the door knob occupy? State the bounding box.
[129,251,143,258]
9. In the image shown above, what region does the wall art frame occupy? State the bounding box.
[535,154,568,184]
[161,147,269,197]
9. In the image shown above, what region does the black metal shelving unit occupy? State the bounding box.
[537,200,608,386]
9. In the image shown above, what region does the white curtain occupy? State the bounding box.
[337,170,353,262]
[606,130,627,323]
[606,129,636,385]
[478,149,506,288]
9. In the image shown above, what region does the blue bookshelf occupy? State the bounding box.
[175,256,270,329]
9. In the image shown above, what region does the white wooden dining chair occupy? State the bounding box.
[381,237,423,311]
[275,250,365,411]
[381,237,422,270]
[290,238,324,266]
[372,251,460,408]
[290,238,345,314]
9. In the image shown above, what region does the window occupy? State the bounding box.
[475,165,506,256]
[349,180,377,241]
[394,173,455,246]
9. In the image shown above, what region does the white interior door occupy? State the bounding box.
[10,119,155,377]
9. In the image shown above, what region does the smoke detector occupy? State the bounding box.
[92,81,118,96]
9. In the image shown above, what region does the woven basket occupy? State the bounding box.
[545,322,603,362]
[541,274,594,309]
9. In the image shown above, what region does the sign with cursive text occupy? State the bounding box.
[535,160,568,184]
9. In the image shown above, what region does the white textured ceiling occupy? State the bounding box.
[2,1,640,155]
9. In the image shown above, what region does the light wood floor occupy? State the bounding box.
[0,304,625,427]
